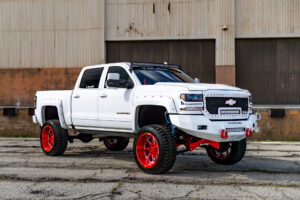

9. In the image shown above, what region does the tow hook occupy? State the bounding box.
[220,129,228,139]
[245,128,252,137]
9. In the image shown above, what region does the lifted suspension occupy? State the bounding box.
[164,112,220,155]
[176,138,220,155]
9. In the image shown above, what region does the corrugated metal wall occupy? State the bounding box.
[236,0,300,38]
[106,40,215,83]
[0,0,105,69]
[1,0,300,106]
[236,39,300,104]
[105,0,216,40]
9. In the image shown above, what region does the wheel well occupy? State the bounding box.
[138,105,167,128]
[44,106,59,121]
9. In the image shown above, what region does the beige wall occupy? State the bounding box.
[236,0,300,38]
[1,0,300,69]
[0,0,105,68]
[105,0,216,41]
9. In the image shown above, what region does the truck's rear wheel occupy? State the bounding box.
[40,120,68,156]
[133,125,176,174]
[206,139,246,165]
[103,136,129,151]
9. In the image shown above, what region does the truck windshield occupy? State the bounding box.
[133,68,194,85]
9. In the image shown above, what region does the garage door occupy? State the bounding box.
[236,39,300,104]
[106,40,215,83]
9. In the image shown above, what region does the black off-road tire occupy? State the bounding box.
[206,139,247,165]
[40,120,68,156]
[103,136,129,151]
[133,125,176,174]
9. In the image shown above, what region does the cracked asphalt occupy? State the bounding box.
[1,138,300,199]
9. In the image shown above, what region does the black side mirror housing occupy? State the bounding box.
[107,79,134,89]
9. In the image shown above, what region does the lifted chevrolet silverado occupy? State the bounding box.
[33,62,260,174]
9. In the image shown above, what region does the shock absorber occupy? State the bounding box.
[165,112,176,136]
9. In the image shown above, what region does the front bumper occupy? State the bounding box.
[169,113,260,142]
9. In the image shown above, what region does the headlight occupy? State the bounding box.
[180,94,203,102]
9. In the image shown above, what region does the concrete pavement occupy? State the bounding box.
[0,138,300,199]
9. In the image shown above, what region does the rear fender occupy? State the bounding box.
[41,100,68,129]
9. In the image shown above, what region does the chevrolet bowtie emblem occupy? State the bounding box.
[225,99,236,106]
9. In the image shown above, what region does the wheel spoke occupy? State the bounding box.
[149,153,154,162]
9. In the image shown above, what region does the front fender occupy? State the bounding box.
[131,95,178,132]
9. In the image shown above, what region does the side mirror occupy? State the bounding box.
[107,73,134,89]
[107,73,120,88]
[125,81,134,89]
[194,78,200,83]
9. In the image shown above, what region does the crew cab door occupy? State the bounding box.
[98,66,134,130]
[72,67,104,127]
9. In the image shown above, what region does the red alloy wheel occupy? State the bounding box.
[136,132,160,168]
[209,142,232,160]
[104,137,118,148]
[41,125,55,152]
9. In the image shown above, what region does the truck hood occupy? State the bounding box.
[155,82,244,91]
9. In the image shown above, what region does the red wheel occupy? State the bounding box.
[136,132,160,168]
[103,137,129,151]
[208,142,232,160]
[206,139,246,165]
[133,125,176,174]
[104,137,118,148]
[40,120,68,156]
[41,125,55,152]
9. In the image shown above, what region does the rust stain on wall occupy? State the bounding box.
[0,109,40,137]
[252,110,300,141]
[0,68,81,106]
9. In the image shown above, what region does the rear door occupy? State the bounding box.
[72,67,104,127]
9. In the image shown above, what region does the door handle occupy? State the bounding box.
[100,94,107,98]
[74,94,80,98]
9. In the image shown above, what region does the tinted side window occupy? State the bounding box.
[106,66,133,86]
[80,68,103,89]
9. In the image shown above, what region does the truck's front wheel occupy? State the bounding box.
[40,120,68,156]
[133,125,176,174]
[206,139,246,165]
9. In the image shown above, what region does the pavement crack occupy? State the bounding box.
[110,182,123,200]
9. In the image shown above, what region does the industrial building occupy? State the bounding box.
[0,0,299,139]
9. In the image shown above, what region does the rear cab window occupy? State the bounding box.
[79,68,104,89]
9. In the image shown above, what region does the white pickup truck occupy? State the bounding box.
[33,62,260,174]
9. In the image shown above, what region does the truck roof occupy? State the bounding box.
[130,62,181,69]
[82,62,182,71]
